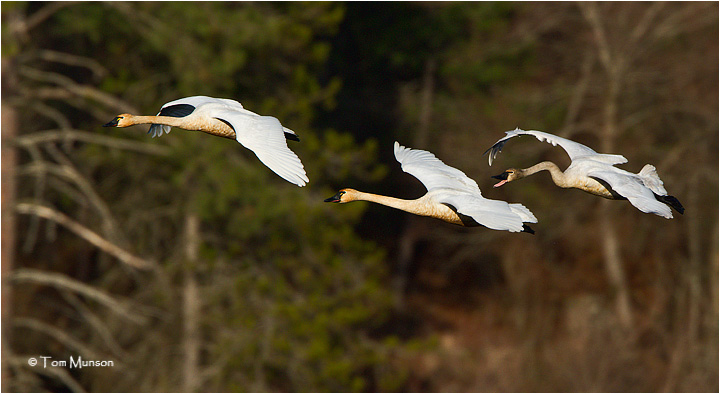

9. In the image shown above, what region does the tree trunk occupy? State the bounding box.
[2,102,18,393]
[580,1,634,330]
[599,202,633,328]
[182,213,201,392]
[415,57,436,150]
[394,57,435,309]
[600,77,633,329]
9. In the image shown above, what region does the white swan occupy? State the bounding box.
[484,128,684,218]
[104,96,308,187]
[325,142,538,233]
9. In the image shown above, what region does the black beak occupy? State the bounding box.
[103,118,119,127]
[491,172,509,180]
[324,192,343,203]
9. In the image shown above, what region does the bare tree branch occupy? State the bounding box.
[629,2,666,48]
[19,158,120,243]
[649,2,717,42]
[44,143,121,240]
[25,100,73,130]
[578,2,622,77]
[18,65,139,114]
[9,355,86,392]
[14,129,171,156]
[19,144,45,252]
[9,268,149,325]
[13,318,106,362]
[32,49,108,81]
[560,50,596,137]
[19,163,89,207]
[105,2,170,37]
[6,355,86,392]
[24,2,79,32]
[15,203,157,271]
[60,292,128,360]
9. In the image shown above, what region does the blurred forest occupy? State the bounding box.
[1,2,718,392]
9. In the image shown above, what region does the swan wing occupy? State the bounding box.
[588,170,673,218]
[438,193,536,232]
[159,96,244,112]
[394,142,480,193]
[214,110,309,187]
[585,154,629,165]
[484,128,627,165]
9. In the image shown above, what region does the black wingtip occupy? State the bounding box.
[656,194,684,215]
[522,224,535,235]
[666,195,684,214]
[284,132,300,142]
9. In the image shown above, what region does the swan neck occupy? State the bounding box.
[524,161,568,187]
[127,115,182,127]
[348,190,466,226]
[353,191,419,214]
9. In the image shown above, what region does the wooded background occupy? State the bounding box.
[2,2,717,392]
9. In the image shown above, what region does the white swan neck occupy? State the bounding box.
[354,191,420,213]
[524,161,570,188]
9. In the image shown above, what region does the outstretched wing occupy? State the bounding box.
[483,128,627,165]
[393,141,480,193]
[215,110,309,187]
[588,170,672,219]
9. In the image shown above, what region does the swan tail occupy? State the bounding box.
[509,203,538,224]
[638,164,667,195]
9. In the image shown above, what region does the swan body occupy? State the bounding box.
[325,142,538,233]
[104,96,308,187]
[485,128,684,219]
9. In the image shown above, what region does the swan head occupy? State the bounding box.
[491,168,522,187]
[324,188,357,203]
[103,114,133,128]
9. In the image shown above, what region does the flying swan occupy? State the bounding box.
[325,142,538,233]
[104,96,309,187]
[484,128,684,218]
